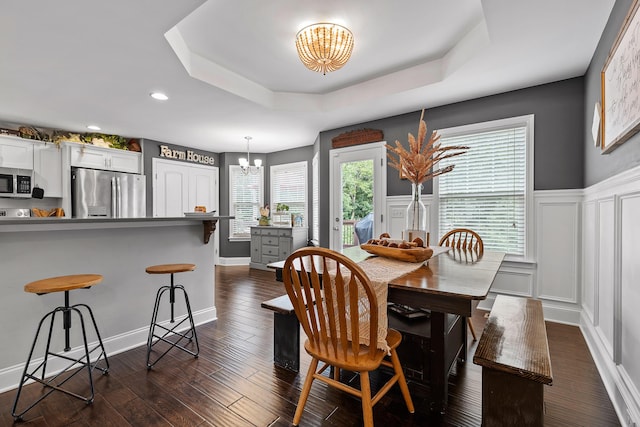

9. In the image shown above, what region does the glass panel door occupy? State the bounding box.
[329,143,386,251]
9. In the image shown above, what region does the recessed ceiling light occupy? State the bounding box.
[150,92,169,101]
[87,125,101,131]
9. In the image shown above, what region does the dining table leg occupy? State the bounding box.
[429,311,448,413]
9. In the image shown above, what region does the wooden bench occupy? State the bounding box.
[473,295,553,427]
[261,295,300,372]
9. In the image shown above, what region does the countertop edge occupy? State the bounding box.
[0,216,233,232]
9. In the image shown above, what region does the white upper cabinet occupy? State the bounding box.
[33,142,63,198]
[68,144,142,174]
[0,137,34,169]
[153,158,218,217]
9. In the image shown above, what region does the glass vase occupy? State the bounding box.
[405,182,427,243]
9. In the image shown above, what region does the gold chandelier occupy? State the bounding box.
[295,23,354,75]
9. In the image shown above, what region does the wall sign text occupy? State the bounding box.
[160,145,215,165]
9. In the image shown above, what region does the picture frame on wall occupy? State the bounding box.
[601,0,640,153]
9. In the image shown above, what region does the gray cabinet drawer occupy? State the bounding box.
[277,229,292,237]
[261,228,280,237]
[262,236,279,246]
[262,255,280,265]
[262,245,279,256]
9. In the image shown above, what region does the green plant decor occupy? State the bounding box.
[83,133,129,150]
[275,203,289,212]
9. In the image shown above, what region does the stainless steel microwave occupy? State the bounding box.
[0,173,32,198]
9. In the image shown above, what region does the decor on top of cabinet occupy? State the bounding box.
[272,203,291,226]
[18,126,44,141]
[386,110,468,242]
[258,204,271,226]
[3,122,135,152]
[83,133,129,150]
[275,203,289,213]
[0,128,20,137]
[127,139,141,152]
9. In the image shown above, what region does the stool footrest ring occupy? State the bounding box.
[146,278,199,369]
[12,302,109,420]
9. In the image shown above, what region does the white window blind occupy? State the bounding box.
[437,118,530,256]
[229,165,263,239]
[271,161,308,226]
[312,153,319,241]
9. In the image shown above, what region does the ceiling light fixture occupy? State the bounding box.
[239,136,262,175]
[87,125,101,131]
[150,92,169,101]
[295,22,354,75]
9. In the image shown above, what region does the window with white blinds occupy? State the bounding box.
[271,161,308,226]
[229,165,264,239]
[436,115,533,256]
[312,153,319,241]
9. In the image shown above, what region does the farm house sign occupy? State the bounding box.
[159,145,215,165]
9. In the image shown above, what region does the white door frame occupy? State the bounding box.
[329,142,387,251]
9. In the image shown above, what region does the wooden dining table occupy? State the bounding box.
[268,246,505,413]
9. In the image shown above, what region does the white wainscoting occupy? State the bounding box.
[536,192,581,304]
[582,164,640,426]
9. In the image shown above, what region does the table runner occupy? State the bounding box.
[327,256,426,353]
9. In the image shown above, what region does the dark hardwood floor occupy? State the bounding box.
[1,265,620,426]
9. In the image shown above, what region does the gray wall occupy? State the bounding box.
[318,78,586,247]
[584,0,640,187]
[218,147,313,258]
[141,138,220,216]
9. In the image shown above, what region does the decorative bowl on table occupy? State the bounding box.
[360,234,433,263]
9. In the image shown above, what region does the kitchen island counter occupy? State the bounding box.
[0,215,231,392]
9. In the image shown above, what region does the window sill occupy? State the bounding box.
[228,237,250,242]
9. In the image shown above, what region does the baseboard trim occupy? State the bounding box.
[218,257,251,266]
[0,307,217,394]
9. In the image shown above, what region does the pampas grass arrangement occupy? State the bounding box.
[386,110,468,184]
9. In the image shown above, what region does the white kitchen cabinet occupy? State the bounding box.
[153,158,218,217]
[69,144,142,174]
[33,142,63,198]
[0,137,34,169]
[154,160,189,217]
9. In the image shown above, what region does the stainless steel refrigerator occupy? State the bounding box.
[72,167,146,218]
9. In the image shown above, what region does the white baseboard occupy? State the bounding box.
[0,307,216,394]
[218,257,250,266]
[581,312,639,426]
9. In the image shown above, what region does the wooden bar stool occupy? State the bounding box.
[145,263,199,369]
[12,274,109,421]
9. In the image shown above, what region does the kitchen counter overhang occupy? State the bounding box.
[0,215,233,244]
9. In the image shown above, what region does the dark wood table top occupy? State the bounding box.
[268,246,505,302]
